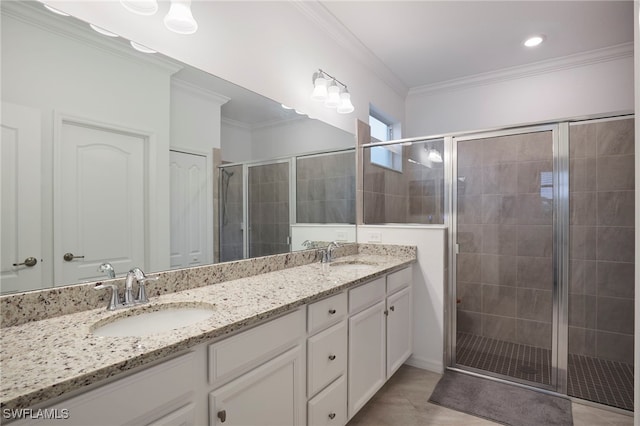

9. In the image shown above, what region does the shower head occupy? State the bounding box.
[222,169,235,178]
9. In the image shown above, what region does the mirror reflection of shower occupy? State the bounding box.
[219,165,244,262]
[221,168,234,226]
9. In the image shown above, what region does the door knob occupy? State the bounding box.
[63,252,85,262]
[217,410,226,423]
[13,257,37,267]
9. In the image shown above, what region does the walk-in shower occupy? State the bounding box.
[450,116,635,412]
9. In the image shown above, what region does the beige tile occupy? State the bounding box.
[572,402,633,425]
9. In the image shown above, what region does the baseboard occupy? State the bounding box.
[405,355,443,374]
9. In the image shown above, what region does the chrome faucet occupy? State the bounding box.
[125,267,158,305]
[326,241,340,262]
[319,241,340,264]
[97,263,116,279]
[94,266,158,310]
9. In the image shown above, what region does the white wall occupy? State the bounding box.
[405,48,634,136]
[2,11,174,282]
[43,1,407,137]
[251,118,355,161]
[290,224,356,251]
[170,79,227,154]
[221,121,253,164]
[358,225,448,373]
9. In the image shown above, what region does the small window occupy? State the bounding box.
[369,114,402,172]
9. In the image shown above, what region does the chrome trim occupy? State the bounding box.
[360,112,634,149]
[217,147,355,169]
[555,122,570,394]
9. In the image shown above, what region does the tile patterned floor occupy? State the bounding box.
[456,332,634,411]
[346,364,634,426]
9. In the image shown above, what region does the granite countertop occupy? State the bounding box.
[0,252,415,411]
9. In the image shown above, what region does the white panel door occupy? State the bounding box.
[56,120,146,284]
[0,103,42,293]
[169,151,209,269]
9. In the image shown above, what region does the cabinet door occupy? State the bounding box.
[209,346,305,426]
[347,300,386,419]
[386,286,412,377]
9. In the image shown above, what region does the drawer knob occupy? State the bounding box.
[328,354,336,361]
[217,410,226,423]
[390,306,395,311]
[328,309,337,315]
[328,413,336,420]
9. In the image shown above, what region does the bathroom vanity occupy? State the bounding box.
[0,245,415,425]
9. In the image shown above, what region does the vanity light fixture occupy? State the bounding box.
[43,4,70,16]
[120,0,158,16]
[130,40,157,53]
[310,69,354,114]
[90,24,119,38]
[426,148,443,163]
[164,0,198,35]
[524,35,545,47]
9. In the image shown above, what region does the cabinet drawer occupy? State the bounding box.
[308,376,347,426]
[348,277,385,314]
[208,309,304,386]
[387,267,412,295]
[307,321,347,397]
[308,292,347,335]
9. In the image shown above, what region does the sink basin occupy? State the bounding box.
[92,303,215,337]
[328,260,378,272]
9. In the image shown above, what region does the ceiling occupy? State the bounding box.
[319,1,634,90]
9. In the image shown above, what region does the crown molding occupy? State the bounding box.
[222,114,308,132]
[290,0,408,98]
[2,1,183,75]
[409,42,634,97]
[171,78,230,106]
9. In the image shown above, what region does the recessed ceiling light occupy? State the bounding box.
[90,24,119,38]
[524,35,545,48]
[130,41,156,54]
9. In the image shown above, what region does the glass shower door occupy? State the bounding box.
[453,127,556,388]
[247,161,291,258]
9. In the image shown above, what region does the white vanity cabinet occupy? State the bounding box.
[207,309,306,426]
[8,263,413,426]
[10,352,198,426]
[347,267,413,420]
[306,292,348,426]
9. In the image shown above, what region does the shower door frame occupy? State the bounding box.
[446,123,569,394]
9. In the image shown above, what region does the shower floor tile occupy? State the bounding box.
[456,332,634,411]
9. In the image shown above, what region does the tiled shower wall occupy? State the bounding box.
[363,140,445,224]
[456,131,554,349]
[248,162,290,258]
[296,151,356,224]
[568,118,635,364]
[220,165,243,262]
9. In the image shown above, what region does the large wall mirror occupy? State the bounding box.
[1,1,355,295]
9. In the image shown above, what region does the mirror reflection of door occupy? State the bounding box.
[1,102,42,293]
[56,118,146,283]
[169,150,210,269]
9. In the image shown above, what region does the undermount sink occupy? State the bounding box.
[91,303,216,337]
[328,260,378,271]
